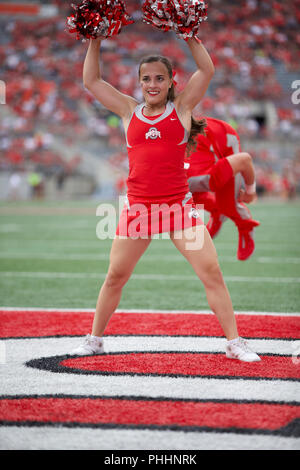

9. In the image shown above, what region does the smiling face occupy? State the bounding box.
[139,61,173,108]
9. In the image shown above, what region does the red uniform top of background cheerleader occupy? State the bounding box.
[186,117,242,177]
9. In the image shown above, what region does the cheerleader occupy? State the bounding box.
[70,13,260,362]
[185,117,260,260]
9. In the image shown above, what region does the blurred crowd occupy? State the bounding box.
[0,0,299,198]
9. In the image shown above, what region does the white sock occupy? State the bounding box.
[227,337,240,344]
[90,335,103,343]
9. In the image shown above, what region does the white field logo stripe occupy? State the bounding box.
[2,336,299,403]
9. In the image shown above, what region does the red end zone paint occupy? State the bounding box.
[0,397,299,432]
[1,310,300,339]
[61,353,300,380]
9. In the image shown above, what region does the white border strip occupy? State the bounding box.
[0,307,299,316]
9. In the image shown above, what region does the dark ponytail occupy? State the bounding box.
[187,116,206,157]
[138,55,206,155]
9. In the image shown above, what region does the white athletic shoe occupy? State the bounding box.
[226,337,261,362]
[69,334,104,356]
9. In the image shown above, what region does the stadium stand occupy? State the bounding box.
[0,0,299,199]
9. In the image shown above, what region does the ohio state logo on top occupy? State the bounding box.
[145,127,161,140]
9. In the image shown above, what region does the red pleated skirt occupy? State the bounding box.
[116,192,203,238]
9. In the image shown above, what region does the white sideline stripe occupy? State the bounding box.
[0,307,300,317]
[1,271,300,283]
[2,239,300,250]
[0,251,300,264]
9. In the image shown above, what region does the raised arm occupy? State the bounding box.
[175,38,215,112]
[83,38,137,119]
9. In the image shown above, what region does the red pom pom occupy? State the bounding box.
[66,0,134,40]
[142,0,208,40]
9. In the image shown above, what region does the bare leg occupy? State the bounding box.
[92,236,152,337]
[170,225,239,340]
[226,152,255,186]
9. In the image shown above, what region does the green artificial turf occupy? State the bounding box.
[0,199,299,312]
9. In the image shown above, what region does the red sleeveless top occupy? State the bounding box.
[125,101,190,202]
